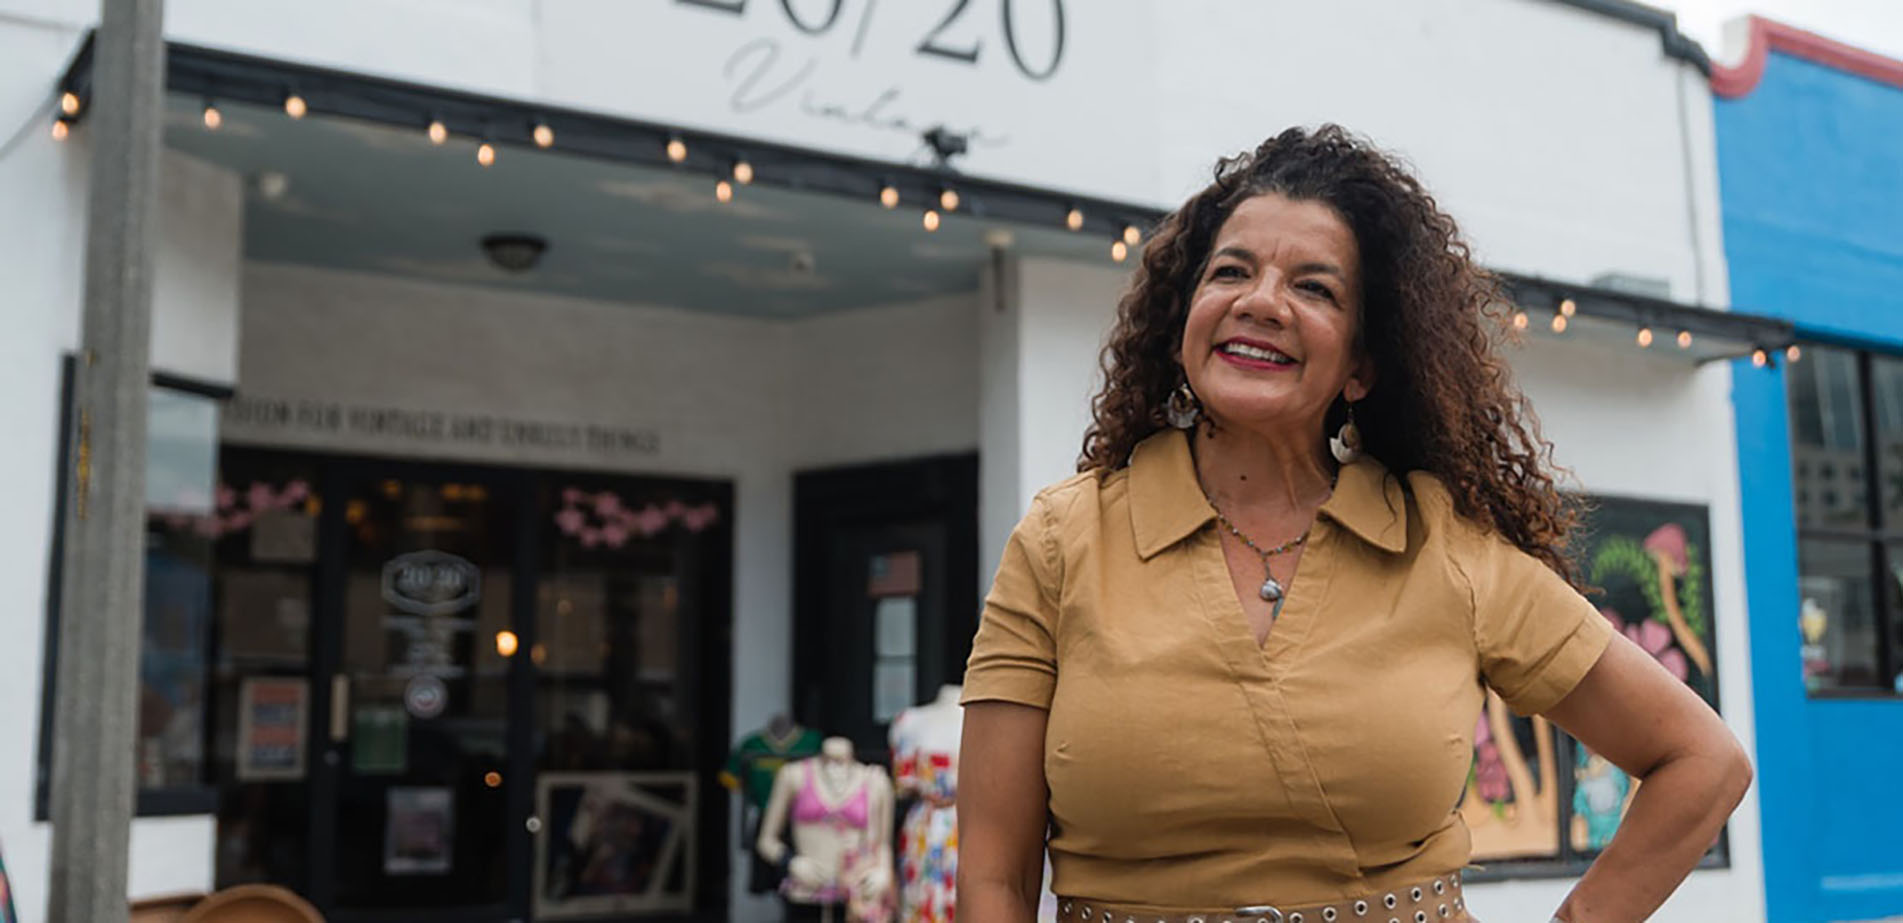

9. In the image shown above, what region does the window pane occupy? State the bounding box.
[140,389,220,789]
[1888,546,1903,694]
[1871,356,1903,529]
[1789,347,1869,530]
[1797,539,1882,691]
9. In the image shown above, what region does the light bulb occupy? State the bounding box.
[940,188,960,211]
[715,179,733,203]
[428,119,447,144]
[1786,344,1802,362]
[533,123,554,148]
[477,142,496,167]
[1637,327,1654,348]
[1551,313,1568,334]
[1122,224,1141,246]
[202,103,222,130]
[1559,297,1577,317]
[284,93,307,119]
[50,119,68,141]
[1066,207,1084,231]
[879,184,899,208]
[733,160,754,184]
[59,92,80,116]
[1512,311,1528,331]
[1752,348,1768,368]
[922,209,941,232]
[495,630,519,657]
[665,136,687,163]
[1677,330,1693,349]
[1111,240,1129,262]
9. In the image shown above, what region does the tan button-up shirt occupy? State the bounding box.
[962,429,1614,911]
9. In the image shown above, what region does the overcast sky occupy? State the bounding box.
[1655,0,1903,64]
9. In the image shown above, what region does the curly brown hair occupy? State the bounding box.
[1080,124,1584,584]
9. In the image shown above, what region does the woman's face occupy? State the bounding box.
[1180,193,1374,439]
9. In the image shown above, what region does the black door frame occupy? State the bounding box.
[790,453,979,761]
[219,446,734,922]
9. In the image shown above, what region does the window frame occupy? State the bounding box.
[35,357,232,820]
[1789,344,1903,698]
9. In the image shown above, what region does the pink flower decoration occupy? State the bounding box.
[215,484,237,510]
[193,516,224,539]
[246,483,275,512]
[633,506,669,536]
[601,523,629,548]
[594,492,622,517]
[554,508,586,536]
[562,487,583,505]
[1626,618,1689,682]
[663,500,686,520]
[681,504,720,532]
[283,480,310,504]
[224,510,253,533]
[579,528,601,548]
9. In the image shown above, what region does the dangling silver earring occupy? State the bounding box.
[1329,402,1364,464]
[1166,381,1201,430]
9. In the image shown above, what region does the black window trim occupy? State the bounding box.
[1791,342,1903,698]
[35,356,234,821]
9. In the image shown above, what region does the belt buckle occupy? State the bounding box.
[1234,907,1285,923]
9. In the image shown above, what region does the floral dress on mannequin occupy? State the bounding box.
[890,694,961,922]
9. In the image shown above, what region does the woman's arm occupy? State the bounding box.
[1541,632,1754,923]
[957,701,1051,923]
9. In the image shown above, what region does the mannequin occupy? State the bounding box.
[721,714,825,894]
[889,686,963,922]
[756,737,896,923]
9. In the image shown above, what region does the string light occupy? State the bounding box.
[427,118,448,145]
[1751,348,1768,368]
[532,121,554,148]
[1786,344,1802,362]
[1122,224,1141,246]
[1677,330,1693,349]
[1551,312,1568,334]
[1559,297,1577,318]
[940,187,960,211]
[495,630,519,657]
[1512,310,1528,331]
[284,92,307,119]
[733,159,754,184]
[1111,239,1129,262]
[202,101,222,131]
[665,135,687,163]
[50,118,68,141]
[477,141,496,167]
[879,182,899,209]
[715,179,733,203]
[1066,207,1084,231]
[59,92,80,116]
[922,209,941,232]
[1637,326,1654,348]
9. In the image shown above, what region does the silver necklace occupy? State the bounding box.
[1207,502,1309,602]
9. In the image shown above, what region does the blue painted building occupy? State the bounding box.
[1714,17,1903,923]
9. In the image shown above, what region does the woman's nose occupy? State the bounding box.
[1232,276,1293,325]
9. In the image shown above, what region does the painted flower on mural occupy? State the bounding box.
[1600,608,1689,682]
[554,488,720,549]
[1472,713,1511,806]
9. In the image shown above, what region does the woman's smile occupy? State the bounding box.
[1214,337,1300,372]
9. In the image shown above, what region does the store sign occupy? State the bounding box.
[537,0,1158,202]
[222,394,662,461]
[382,550,482,617]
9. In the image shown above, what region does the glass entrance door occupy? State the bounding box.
[318,466,521,919]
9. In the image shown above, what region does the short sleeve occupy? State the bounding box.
[961,493,1062,709]
[1468,534,1617,716]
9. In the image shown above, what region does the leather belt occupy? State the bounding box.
[1056,871,1466,923]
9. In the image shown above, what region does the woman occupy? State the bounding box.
[957,126,1752,923]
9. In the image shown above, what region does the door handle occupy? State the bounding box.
[330,674,350,742]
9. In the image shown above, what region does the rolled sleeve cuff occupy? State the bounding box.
[1497,612,1615,717]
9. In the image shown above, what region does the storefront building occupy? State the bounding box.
[1713,18,1903,923]
[0,1,1784,921]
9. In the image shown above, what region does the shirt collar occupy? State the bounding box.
[1127,428,1409,559]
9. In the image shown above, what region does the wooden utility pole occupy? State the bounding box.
[47,1,166,920]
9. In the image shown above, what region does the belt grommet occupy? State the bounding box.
[1324,909,1339,922]
[1453,898,1463,910]
[1433,880,1445,895]
[1354,900,1368,917]
[1082,909,1092,920]
[1438,904,1449,918]
[1410,887,1423,902]
[1291,915,1303,923]
[1415,912,1428,923]
[1384,894,1398,910]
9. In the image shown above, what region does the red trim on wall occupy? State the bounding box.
[1713,15,1903,98]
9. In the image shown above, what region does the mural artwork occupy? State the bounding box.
[1464,496,1719,864]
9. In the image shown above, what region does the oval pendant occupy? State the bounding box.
[1259,577,1284,602]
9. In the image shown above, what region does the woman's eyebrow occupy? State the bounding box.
[1210,245,1255,263]
[1294,261,1346,280]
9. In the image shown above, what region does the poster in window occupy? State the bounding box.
[533,772,697,918]
[384,786,455,875]
[236,677,307,781]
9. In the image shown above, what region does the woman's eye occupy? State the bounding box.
[1211,265,1245,280]
[1298,280,1337,302]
